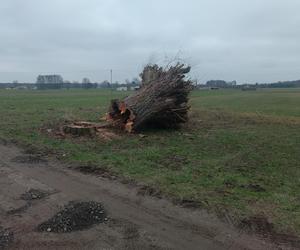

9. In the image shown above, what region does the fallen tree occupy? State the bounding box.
[63,63,193,136]
[107,63,193,132]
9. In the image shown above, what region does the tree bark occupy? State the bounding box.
[107,63,193,132]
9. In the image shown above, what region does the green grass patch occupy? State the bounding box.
[0,88,300,234]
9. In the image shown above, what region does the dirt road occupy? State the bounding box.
[0,142,292,249]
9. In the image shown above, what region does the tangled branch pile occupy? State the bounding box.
[107,63,193,132]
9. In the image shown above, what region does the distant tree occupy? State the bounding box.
[12,80,19,88]
[132,77,141,85]
[63,80,71,89]
[206,80,237,88]
[82,78,97,89]
[99,80,110,88]
[82,78,91,84]
[36,75,63,90]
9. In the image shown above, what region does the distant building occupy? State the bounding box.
[116,87,128,91]
[36,75,64,84]
[13,86,29,90]
[206,80,237,88]
[131,86,140,91]
[227,80,237,86]
[206,80,228,88]
[82,78,91,84]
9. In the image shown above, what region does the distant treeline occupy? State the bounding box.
[197,79,300,89]
[0,82,140,90]
[1,79,300,90]
[36,82,99,90]
[254,80,300,88]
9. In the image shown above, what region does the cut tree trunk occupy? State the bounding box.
[63,121,110,136]
[63,125,96,136]
[107,63,193,132]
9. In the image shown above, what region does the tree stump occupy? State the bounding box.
[63,122,109,136]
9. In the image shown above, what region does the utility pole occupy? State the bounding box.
[110,69,113,99]
[110,69,113,86]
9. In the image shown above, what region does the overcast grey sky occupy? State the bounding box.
[1,0,300,84]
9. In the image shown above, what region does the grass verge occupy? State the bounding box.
[0,88,299,236]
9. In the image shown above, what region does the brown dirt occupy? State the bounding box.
[11,155,47,164]
[240,215,300,248]
[20,189,51,201]
[0,142,298,250]
[75,164,118,180]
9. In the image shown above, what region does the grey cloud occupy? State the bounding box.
[0,0,300,83]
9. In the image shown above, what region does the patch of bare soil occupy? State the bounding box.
[0,138,8,146]
[137,185,162,198]
[176,199,204,209]
[7,189,51,216]
[11,155,47,164]
[240,215,300,248]
[0,227,14,249]
[37,201,107,233]
[76,165,117,180]
[21,189,50,201]
[240,215,274,235]
[96,128,120,141]
[6,203,32,216]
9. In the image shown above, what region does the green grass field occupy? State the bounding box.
[1,88,300,235]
